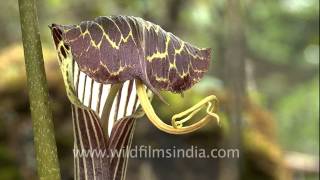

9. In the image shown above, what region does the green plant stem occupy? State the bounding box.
[18,0,61,179]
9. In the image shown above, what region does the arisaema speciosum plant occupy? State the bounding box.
[50,15,219,180]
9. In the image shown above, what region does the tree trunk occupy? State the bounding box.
[219,0,246,179]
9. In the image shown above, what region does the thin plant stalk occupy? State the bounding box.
[18,0,61,179]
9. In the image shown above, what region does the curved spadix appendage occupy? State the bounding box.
[136,79,219,134]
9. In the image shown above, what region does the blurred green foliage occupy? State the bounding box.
[276,79,319,155]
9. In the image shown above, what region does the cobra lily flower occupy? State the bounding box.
[50,15,219,180]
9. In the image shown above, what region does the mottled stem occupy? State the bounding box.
[18,0,61,179]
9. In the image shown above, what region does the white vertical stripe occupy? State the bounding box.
[77,72,87,102]
[83,77,92,107]
[117,81,129,120]
[99,84,111,117]
[73,62,79,88]
[91,81,101,112]
[126,80,137,116]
